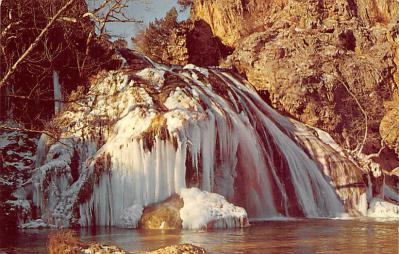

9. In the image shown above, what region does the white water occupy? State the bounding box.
[29,51,373,228]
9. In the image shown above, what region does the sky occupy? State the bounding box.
[93,0,190,46]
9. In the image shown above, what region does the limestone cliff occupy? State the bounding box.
[191,0,399,47]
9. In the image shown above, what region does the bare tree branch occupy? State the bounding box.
[0,0,77,89]
[337,74,368,156]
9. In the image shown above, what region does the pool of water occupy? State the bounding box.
[0,219,397,253]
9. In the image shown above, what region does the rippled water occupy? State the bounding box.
[1,219,397,254]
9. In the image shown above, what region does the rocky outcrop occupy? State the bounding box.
[225,24,396,154]
[192,0,399,164]
[85,243,208,254]
[192,0,399,47]
[48,230,207,254]
[380,22,399,158]
[142,244,207,254]
[355,0,399,25]
[186,20,233,66]
[380,92,399,157]
[135,17,231,67]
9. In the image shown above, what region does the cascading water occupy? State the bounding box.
[29,50,368,227]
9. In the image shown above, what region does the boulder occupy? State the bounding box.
[139,194,183,230]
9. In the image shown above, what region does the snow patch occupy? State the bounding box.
[19,219,48,229]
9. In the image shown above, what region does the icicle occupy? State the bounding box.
[35,134,48,168]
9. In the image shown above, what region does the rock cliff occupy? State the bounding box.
[192,0,399,47]
[191,0,399,165]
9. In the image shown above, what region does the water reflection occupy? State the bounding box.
[0,219,397,254]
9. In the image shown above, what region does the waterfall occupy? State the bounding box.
[35,134,49,169]
[29,50,367,227]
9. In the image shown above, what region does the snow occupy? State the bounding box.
[117,204,144,228]
[0,125,40,225]
[19,219,48,229]
[179,188,248,229]
[183,64,209,77]
[136,68,165,91]
[0,132,15,149]
[367,198,399,219]
[6,199,31,212]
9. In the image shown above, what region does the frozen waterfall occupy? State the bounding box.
[30,50,367,227]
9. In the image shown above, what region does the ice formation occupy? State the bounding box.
[26,50,375,227]
[117,204,144,228]
[19,219,48,229]
[180,188,248,229]
[367,198,399,219]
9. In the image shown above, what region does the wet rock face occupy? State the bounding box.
[192,0,399,158]
[139,194,183,230]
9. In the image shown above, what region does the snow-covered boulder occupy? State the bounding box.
[179,188,248,229]
[367,198,399,219]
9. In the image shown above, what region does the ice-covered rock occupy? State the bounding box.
[20,218,48,229]
[180,188,248,229]
[0,125,38,228]
[367,198,399,219]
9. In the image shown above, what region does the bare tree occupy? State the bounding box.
[0,0,139,134]
[0,0,77,89]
